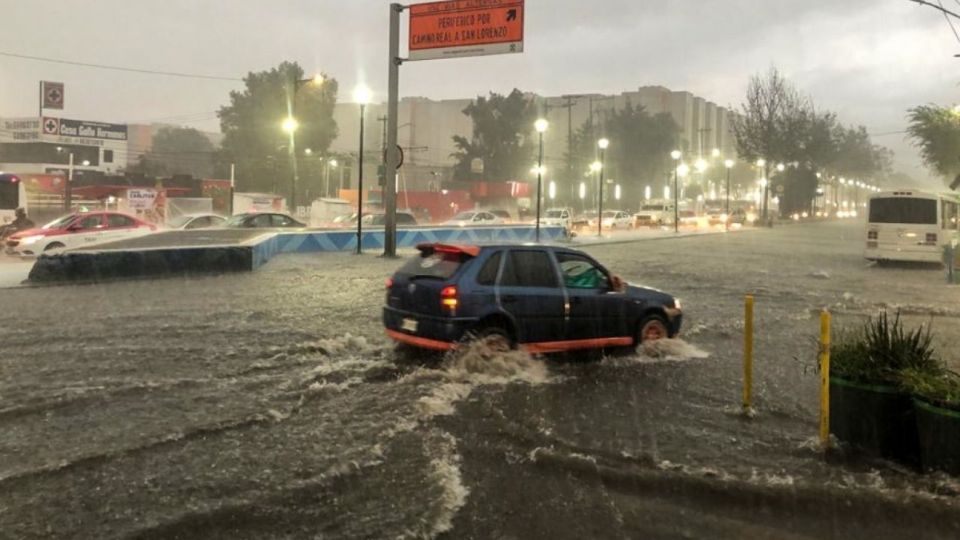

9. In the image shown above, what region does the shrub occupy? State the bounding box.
[901,368,960,409]
[831,310,941,386]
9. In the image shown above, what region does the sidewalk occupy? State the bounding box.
[0,259,33,288]
[566,225,756,248]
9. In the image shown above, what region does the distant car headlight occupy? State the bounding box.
[19,235,45,245]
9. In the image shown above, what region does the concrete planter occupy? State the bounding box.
[830,376,920,467]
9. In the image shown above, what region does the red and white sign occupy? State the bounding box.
[42,117,59,135]
[41,81,64,110]
[126,189,158,210]
[408,0,524,61]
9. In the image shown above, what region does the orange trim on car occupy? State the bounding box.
[386,329,456,351]
[523,336,633,354]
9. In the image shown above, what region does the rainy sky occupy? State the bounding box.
[0,0,956,180]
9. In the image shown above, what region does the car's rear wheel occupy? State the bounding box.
[43,242,65,252]
[473,325,514,352]
[637,313,669,344]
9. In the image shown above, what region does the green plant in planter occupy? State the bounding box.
[829,310,941,465]
[900,368,960,474]
[832,310,940,385]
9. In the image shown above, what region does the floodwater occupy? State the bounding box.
[2,221,959,539]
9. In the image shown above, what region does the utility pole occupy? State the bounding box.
[559,94,585,200]
[384,3,403,257]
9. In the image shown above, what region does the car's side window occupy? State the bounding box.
[499,250,559,288]
[252,215,272,227]
[107,215,135,228]
[556,252,610,290]
[77,215,103,229]
[475,251,502,286]
[272,215,293,227]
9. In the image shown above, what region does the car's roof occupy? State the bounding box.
[416,242,589,256]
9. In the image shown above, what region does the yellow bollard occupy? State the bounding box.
[743,295,754,414]
[819,309,831,450]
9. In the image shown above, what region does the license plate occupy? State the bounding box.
[401,318,418,333]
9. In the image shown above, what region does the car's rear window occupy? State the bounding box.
[397,250,468,279]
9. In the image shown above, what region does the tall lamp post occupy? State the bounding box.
[534,118,548,242]
[353,85,372,254]
[596,137,609,237]
[671,150,682,233]
[285,73,325,213]
[724,159,734,228]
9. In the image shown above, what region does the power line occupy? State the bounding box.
[0,51,242,82]
[938,0,960,43]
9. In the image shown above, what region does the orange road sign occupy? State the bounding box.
[408,0,524,61]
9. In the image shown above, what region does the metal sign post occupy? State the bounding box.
[384,3,403,258]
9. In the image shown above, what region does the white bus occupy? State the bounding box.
[864,190,960,263]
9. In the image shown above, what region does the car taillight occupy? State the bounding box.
[867,230,877,240]
[440,285,458,310]
[386,277,393,289]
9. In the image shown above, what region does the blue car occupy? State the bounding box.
[383,243,682,353]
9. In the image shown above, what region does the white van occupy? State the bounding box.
[864,190,960,263]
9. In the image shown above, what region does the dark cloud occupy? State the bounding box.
[0,0,954,178]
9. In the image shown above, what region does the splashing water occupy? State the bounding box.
[605,338,710,366]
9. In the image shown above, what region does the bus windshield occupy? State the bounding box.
[868,197,937,225]
[0,179,20,210]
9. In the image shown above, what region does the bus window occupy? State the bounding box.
[942,201,958,230]
[868,197,937,225]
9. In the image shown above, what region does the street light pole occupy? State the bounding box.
[354,85,372,254]
[671,150,682,233]
[597,138,609,237]
[65,151,74,212]
[534,118,548,243]
[724,159,734,230]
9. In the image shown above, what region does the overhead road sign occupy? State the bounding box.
[408,0,524,61]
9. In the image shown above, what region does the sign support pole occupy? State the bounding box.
[384,3,403,258]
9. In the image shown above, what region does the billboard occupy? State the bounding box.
[42,117,127,141]
[408,0,524,61]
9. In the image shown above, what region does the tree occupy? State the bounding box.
[129,127,215,178]
[569,103,679,206]
[451,89,538,182]
[732,67,813,220]
[218,61,338,198]
[907,105,960,186]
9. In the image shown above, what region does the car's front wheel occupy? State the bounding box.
[637,313,669,344]
[43,242,66,253]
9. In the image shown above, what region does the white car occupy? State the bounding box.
[5,211,157,256]
[538,208,574,228]
[167,213,226,230]
[593,210,633,229]
[445,211,501,227]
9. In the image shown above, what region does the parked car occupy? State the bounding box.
[445,211,501,226]
[589,210,633,230]
[5,211,157,256]
[361,212,418,226]
[223,212,305,229]
[538,208,573,229]
[634,202,675,227]
[167,213,226,230]
[383,243,683,353]
[488,209,513,222]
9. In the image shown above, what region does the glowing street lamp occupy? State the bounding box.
[776,163,786,172]
[711,148,721,158]
[548,180,556,200]
[724,159,735,220]
[596,138,609,237]
[671,150,682,233]
[694,158,708,174]
[353,84,372,254]
[281,117,299,134]
[534,118,548,242]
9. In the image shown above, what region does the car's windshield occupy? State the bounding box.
[41,214,77,229]
[7,3,960,539]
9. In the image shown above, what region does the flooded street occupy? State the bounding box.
[2,221,960,539]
